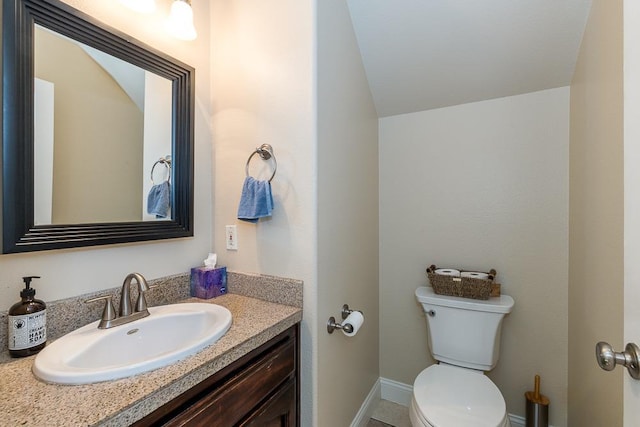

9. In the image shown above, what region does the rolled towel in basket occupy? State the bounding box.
[461,271,490,280]
[435,268,461,277]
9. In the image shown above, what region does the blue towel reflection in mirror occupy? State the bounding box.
[147,181,171,218]
[237,177,274,223]
[148,157,171,218]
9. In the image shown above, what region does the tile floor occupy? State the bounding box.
[367,399,411,427]
[367,420,394,427]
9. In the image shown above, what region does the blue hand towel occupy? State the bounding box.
[237,176,274,223]
[147,181,171,218]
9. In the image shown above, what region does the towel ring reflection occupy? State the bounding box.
[151,156,171,185]
[245,144,277,183]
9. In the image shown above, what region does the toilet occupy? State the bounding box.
[410,287,514,427]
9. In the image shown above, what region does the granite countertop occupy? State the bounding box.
[0,293,302,426]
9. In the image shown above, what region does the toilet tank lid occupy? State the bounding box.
[415,287,514,314]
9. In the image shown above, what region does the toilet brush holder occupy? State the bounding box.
[525,375,549,427]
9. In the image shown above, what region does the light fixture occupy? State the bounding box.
[167,0,197,41]
[119,0,156,14]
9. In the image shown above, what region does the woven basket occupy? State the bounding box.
[426,265,500,300]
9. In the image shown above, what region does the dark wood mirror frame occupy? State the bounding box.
[2,0,194,253]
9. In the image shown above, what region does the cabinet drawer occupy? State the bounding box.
[165,338,295,426]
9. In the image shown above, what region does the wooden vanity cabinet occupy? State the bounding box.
[133,324,299,427]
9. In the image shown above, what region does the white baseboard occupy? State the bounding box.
[350,378,381,427]
[508,413,526,427]
[371,377,541,427]
[380,377,413,406]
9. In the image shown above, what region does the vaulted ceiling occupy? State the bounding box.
[347,0,593,117]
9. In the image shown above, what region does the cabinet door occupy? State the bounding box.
[162,338,295,426]
[241,378,296,427]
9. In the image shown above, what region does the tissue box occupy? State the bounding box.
[190,266,227,299]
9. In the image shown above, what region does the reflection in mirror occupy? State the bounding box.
[33,25,173,225]
[2,0,194,253]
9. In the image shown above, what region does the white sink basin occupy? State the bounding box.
[33,302,232,385]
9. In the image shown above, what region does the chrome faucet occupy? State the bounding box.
[86,272,152,329]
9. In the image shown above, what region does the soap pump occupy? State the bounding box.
[8,276,47,357]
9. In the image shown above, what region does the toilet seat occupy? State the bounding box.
[410,364,509,427]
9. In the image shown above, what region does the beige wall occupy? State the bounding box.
[209,0,317,424]
[35,28,143,223]
[624,0,640,422]
[568,0,624,425]
[379,87,570,424]
[317,0,379,425]
[0,0,213,305]
[210,2,379,425]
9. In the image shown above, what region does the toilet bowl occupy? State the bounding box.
[412,287,514,427]
[409,364,510,427]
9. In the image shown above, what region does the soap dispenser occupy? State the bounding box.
[8,276,47,357]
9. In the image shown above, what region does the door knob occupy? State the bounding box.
[595,341,640,379]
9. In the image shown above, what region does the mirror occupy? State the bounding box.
[34,25,174,225]
[2,0,194,253]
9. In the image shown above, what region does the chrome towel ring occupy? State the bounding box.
[245,144,277,183]
[150,156,171,184]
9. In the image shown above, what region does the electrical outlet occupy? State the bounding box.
[225,225,238,250]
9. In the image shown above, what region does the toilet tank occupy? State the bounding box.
[415,287,514,371]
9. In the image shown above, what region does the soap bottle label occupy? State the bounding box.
[8,310,47,351]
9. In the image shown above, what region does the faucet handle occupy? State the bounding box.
[86,295,117,325]
[135,284,159,313]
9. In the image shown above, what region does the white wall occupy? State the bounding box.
[34,79,55,225]
[379,87,570,425]
[209,0,317,424]
[142,73,172,221]
[0,0,212,305]
[317,0,379,425]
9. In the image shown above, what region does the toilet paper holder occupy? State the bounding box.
[327,304,362,334]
